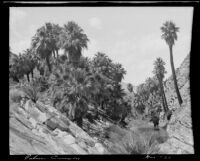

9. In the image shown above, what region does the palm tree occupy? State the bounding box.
[9,52,23,82]
[127,83,133,93]
[91,52,127,119]
[52,24,62,59]
[21,49,37,81]
[145,77,159,93]
[45,23,62,59]
[145,77,161,110]
[51,64,97,128]
[31,26,53,72]
[153,58,169,116]
[60,21,89,66]
[161,20,183,105]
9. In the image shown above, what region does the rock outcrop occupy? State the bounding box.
[9,100,108,154]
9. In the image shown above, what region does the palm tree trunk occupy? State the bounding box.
[53,50,56,59]
[163,87,168,111]
[101,100,105,110]
[161,94,166,112]
[161,79,168,112]
[26,73,30,82]
[119,114,127,127]
[40,68,44,76]
[95,107,99,120]
[46,57,51,72]
[31,70,34,79]
[76,116,83,128]
[161,82,171,120]
[159,78,168,112]
[159,78,166,111]
[13,76,19,83]
[56,50,59,59]
[169,45,183,105]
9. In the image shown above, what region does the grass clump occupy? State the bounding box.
[21,81,40,103]
[122,132,160,154]
[105,125,160,154]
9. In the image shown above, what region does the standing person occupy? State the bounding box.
[166,109,172,121]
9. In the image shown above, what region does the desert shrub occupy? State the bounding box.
[21,81,40,103]
[9,88,24,103]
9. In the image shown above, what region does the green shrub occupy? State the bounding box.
[9,88,24,103]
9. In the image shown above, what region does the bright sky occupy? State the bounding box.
[10,7,193,86]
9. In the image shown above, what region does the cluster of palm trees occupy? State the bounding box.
[31,21,89,72]
[10,20,131,128]
[9,21,89,80]
[50,52,130,127]
[153,58,168,115]
[9,49,38,82]
[132,77,162,118]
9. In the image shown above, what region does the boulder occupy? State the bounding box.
[87,147,99,154]
[95,143,105,154]
[29,118,37,128]
[63,135,76,145]
[17,107,27,118]
[25,100,47,123]
[24,100,34,111]
[46,118,58,131]
[70,144,87,154]
[78,141,88,150]
[53,129,74,143]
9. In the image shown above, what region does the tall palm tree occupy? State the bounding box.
[153,57,169,115]
[161,21,183,105]
[60,21,89,66]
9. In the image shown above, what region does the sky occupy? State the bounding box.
[10,7,193,86]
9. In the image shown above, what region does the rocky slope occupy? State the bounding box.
[159,54,194,154]
[9,100,108,154]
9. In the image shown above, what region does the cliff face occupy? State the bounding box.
[159,54,194,154]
